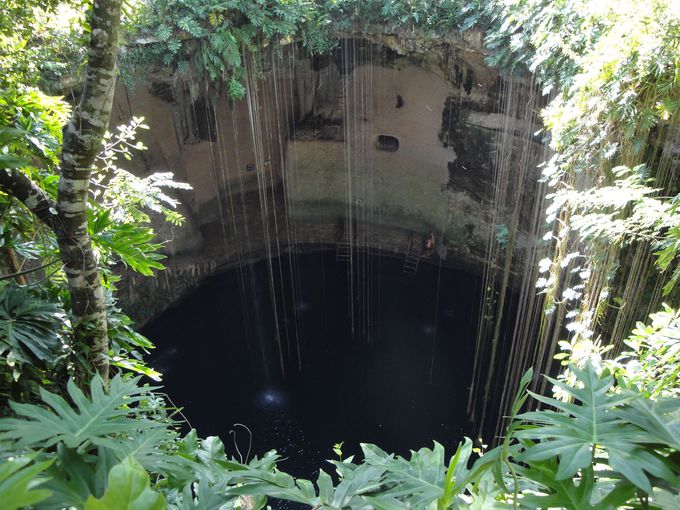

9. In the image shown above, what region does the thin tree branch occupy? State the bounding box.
[0,258,62,281]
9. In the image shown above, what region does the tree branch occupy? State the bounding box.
[0,168,58,231]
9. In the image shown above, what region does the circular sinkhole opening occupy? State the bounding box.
[144,250,494,481]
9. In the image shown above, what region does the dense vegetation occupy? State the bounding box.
[0,0,678,508]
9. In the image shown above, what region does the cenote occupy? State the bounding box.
[5,0,678,507]
[113,33,554,470]
[144,250,504,481]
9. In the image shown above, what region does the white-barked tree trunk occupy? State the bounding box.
[56,0,123,380]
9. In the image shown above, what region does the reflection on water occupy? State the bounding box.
[256,388,288,409]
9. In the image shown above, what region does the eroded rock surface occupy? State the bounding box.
[113,31,544,324]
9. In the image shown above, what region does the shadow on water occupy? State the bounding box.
[144,250,482,508]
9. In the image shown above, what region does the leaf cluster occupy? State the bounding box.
[129,0,337,98]
[0,283,69,406]
[0,1,88,93]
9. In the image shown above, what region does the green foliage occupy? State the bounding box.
[86,117,191,277]
[614,305,680,397]
[513,367,680,508]
[306,0,487,34]
[0,283,64,370]
[545,165,663,245]
[558,305,680,404]
[129,0,333,97]
[39,445,120,509]
[655,197,680,295]
[127,0,487,96]
[90,214,166,276]
[0,87,70,170]
[0,87,67,274]
[0,352,677,510]
[518,364,675,494]
[0,375,180,507]
[107,301,161,381]
[0,283,69,406]
[94,117,191,227]
[512,456,634,510]
[0,88,67,270]
[0,94,189,387]
[493,0,680,344]
[332,441,343,460]
[363,439,476,509]
[84,456,166,510]
[0,374,162,450]
[0,454,54,510]
[495,224,509,247]
[622,397,680,451]
[0,1,88,92]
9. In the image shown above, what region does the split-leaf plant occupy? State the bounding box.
[0,307,678,509]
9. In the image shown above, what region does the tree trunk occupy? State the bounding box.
[57,0,123,381]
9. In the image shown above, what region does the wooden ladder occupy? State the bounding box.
[336,241,352,263]
[403,236,421,274]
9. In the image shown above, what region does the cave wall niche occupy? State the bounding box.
[376,135,400,152]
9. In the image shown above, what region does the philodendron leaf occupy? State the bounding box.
[317,469,334,504]
[618,396,680,450]
[462,472,511,510]
[0,454,53,510]
[0,283,63,365]
[181,478,234,510]
[0,374,162,450]
[361,442,445,507]
[517,363,674,493]
[653,488,680,509]
[84,456,166,510]
[40,445,119,510]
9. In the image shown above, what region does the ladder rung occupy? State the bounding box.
[336,242,352,262]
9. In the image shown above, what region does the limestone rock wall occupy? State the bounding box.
[113,31,545,325]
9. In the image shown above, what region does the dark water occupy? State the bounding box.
[143,250,482,496]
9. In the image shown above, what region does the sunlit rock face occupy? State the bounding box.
[114,30,544,324]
